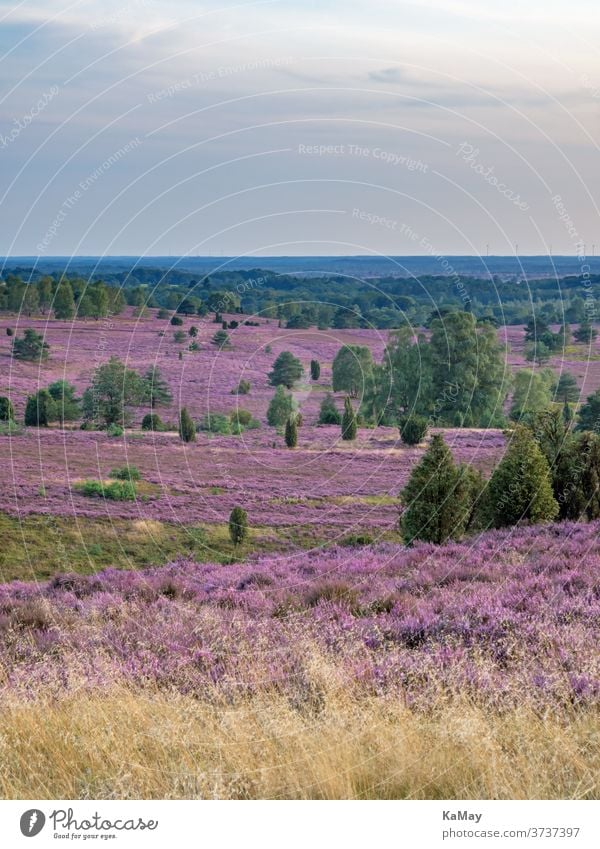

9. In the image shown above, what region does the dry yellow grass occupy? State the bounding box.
[0,686,598,799]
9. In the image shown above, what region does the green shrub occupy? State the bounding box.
[107,423,124,437]
[229,506,249,545]
[179,407,196,443]
[232,379,251,395]
[78,479,136,500]
[341,397,357,440]
[170,315,183,326]
[340,532,373,547]
[109,466,141,481]
[199,413,231,434]
[398,414,428,445]
[141,412,164,431]
[318,394,341,425]
[0,396,15,421]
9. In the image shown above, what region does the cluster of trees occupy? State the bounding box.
[6,265,599,331]
[0,276,126,319]
[400,404,600,545]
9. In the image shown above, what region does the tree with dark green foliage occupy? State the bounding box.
[211,329,231,349]
[318,393,341,425]
[170,315,183,326]
[178,407,196,443]
[232,379,251,395]
[341,396,357,440]
[400,434,475,544]
[81,356,146,428]
[143,366,172,407]
[268,351,303,388]
[24,390,54,427]
[310,359,320,380]
[487,426,558,527]
[229,506,248,545]
[0,396,15,421]
[284,415,298,448]
[5,327,13,336]
[398,414,428,445]
[574,318,597,344]
[563,400,573,426]
[576,388,600,433]
[189,325,198,337]
[47,380,80,423]
[267,385,294,427]
[12,328,49,362]
[553,372,579,403]
[332,345,373,398]
[141,412,164,431]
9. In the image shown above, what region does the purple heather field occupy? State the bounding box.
[1,520,599,708]
[1,310,599,711]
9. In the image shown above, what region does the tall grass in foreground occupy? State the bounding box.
[0,686,598,799]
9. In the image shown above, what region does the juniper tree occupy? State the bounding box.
[0,396,15,421]
[341,396,357,440]
[284,414,298,448]
[310,359,321,380]
[487,426,558,527]
[229,506,248,545]
[318,393,341,425]
[267,385,294,427]
[178,407,196,443]
[400,434,475,544]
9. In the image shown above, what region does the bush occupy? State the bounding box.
[109,465,141,481]
[318,394,341,425]
[5,327,13,336]
[310,359,321,380]
[173,330,186,343]
[398,414,428,445]
[228,320,238,329]
[107,423,123,437]
[170,315,183,326]
[24,390,54,427]
[141,412,164,431]
[267,385,295,427]
[212,330,231,348]
[0,420,22,436]
[179,407,196,443]
[230,408,253,426]
[12,329,49,362]
[0,396,15,421]
[78,479,136,500]
[232,379,251,395]
[199,413,231,434]
[157,308,170,319]
[340,532,373,547]
[229,506,248,545]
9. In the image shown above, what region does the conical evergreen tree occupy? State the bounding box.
[229,506,248,545]
[487,426,558,527]
[310,359,321,380]
[284,415,298,448]
[341,396,357,440]
[178,407,196,443]
[400,434,474,544]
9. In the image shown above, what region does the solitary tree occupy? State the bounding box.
[318,393,341,425]
[211,329,231,349]
[268,351,303,388]
[310,359,321,380]
[284,415,298,448]
[229,506,248,545]
[24,390,54,427]
[398,414,428,445]
[400,434,475,544]
[12,329,49,362]
[141,412,163,431]
[332,345,373,398]
[143,366,172,407]
[81,357,145,428]
[178,407,196,443]
[341,396,357,440]
[53,280,75,319]
[487,426,558,527]
[267,385,295,426]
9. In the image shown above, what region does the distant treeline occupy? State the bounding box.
[1,267,598,327]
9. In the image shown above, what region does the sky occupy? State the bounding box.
[0,0,599,258]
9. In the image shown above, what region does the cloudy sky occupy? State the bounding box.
[1,0,599,257]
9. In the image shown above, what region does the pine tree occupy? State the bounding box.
[318,393,341,425]
[400,434,474,544]
[487,426,558,527]
[310,359,321,380]
[211,329,231,348]
[229,506,248,545]
[12,329,49,362]
[341,396,357,440]
[284,415,298,448]
[268,351,303,388]
[178,407,196,442]
[143,366,172,407]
